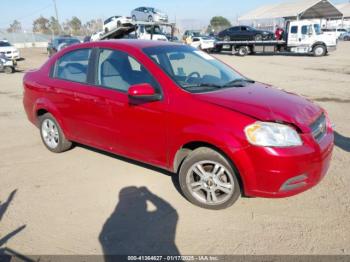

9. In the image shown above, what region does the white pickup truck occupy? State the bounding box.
[215,20,338,57]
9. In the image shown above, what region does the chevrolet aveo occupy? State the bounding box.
[23,40,334,209]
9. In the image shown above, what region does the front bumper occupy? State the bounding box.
[4,52,20,60]
[227,127,334,198]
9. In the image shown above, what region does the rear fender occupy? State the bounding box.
[33,98,69,136]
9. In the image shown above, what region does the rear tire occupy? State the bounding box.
[179,147,241,210]
[223,35,230,41]
[39,113,72,153]
[313,45,326,57]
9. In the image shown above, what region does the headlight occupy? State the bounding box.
[244,122,302,147]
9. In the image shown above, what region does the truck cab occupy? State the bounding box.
[135,24,168,41]
[286,20,337,56]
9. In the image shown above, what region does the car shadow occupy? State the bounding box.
[77,144,185,198]
[334,131,350,152]
[99,186,180,260]
[0,190,28,259]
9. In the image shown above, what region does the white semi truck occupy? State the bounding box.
[215,20,338,57]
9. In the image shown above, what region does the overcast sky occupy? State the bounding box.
[0,0,347,29]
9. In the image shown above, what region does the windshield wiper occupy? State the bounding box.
[184,83,223,89]
[223,78,255,87]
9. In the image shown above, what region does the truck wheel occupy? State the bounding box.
[237,46,249,56]
[39,113,73,153]
[4,66,14,74]
[179,147,241,210]
[313,45,326,57]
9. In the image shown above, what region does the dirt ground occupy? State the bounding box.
[0,43,349,256]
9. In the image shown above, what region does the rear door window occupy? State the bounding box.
[54,49,91,84]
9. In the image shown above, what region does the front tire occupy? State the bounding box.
[255,34,262,41]
[39,113,72,153]
[4,66,14,74]
[179,147,241,210]
[313,45,326,57]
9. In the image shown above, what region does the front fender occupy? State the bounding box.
[168,124,248,171]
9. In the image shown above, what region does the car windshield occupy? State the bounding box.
[144,25,163,35]
[0,41,11,47]
[314,24,322,35]
[150,8,161,13]
[143,45,253,93]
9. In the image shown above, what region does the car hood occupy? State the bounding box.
[194,83,321,132]
[0,46,17,52]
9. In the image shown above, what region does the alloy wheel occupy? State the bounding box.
[186,161,235,205]
[41,119,59,149]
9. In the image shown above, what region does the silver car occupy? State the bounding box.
[131,7,168,22]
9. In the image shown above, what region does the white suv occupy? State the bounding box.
[0,40,20,60]
[131,7,168,22]
[103,16,133,33]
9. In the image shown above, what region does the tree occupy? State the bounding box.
[82,19,103,35]
[68,16,82,35]
[7,20,22,33]
[208,16,232,33]
[49,16,61,35]
[33,16,50,34]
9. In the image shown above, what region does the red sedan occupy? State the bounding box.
[23,40,334,209]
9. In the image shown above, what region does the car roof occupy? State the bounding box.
[69,39,183,50]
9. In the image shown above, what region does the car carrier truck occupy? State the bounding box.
[94,21,174,41]
[215,20,337,57]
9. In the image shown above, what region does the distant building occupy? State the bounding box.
[238,0,347,31]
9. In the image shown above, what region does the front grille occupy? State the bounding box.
[310,113,327,142]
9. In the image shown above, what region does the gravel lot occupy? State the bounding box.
[0,43,349,256]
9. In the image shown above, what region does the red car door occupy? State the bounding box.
[94,48,168,167]
[51,48,120,148]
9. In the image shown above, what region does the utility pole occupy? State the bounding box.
[53,0,60,33]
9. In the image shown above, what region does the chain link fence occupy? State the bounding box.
[0,31,84,48]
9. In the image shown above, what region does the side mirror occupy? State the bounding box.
[128,83,161,102]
